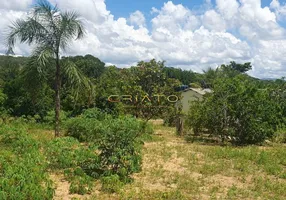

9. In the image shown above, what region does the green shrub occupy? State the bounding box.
[45,137,100,195]
[43,110,69,125]
[140,121,154,135]
[45,137,83,169]
[64,168,94,195]
[101,175,124,193]
[189,82,201,88]
[65,108,115,142]
[45,137,101,171]
[98,117,143,182]
[65,115,147,182]
[0,125,54,200]
[0,125,39,154]
[272,129,286,143]
[65,118,105,142]
[82,108,111,120]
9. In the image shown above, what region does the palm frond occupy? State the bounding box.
[62,60,92,101]
[6,17,49,49]
[59,11,85,50]
[31,45,54,73]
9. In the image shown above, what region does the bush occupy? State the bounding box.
[0,125,54,200]
[43,110,69,125]
[65,108,113,142]
[272,129,286,143]
[140,121,154,135]
[66,115,145,181]
[45,136,101,174]
[101,175,124,193]
[64,168,94,195]
[98,117,143,182]
[163,107,179,127]
[45,137,83,169]
[65,118,105,142]
[189,82,201,88]
[82,108,111,120]
[45,137,100,195]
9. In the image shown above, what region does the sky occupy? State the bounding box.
[1,0,286,78]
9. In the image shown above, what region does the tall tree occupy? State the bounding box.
[7,1,86,136]
[122,59,181,123]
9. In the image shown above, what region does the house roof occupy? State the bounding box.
[183,87,212,95]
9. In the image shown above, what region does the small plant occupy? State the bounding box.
[0,125,54,199]
[45,137,83,169]
[65,118,104,142]
[65,168,94,195]
[101,175,124,193]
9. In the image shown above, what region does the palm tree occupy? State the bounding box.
[7,1,86,136]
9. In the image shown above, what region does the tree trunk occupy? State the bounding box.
[55,56,61,137]
[176,117,184,136]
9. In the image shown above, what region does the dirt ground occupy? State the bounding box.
[51,120,286,200]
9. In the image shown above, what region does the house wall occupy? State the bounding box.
[180,90,203,113]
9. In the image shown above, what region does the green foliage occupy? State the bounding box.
[66,111,146,181]
[65,117,104,142]
[94,66,126,115]
[228,61,252,73]
[163,105,183,127]
[45,137,100,195]
[122,59,181,121]
[0,125,54,199]
[98,116,143,182]
[62,55,105,79]
[82,108,111,120]
[163,67,199,85]
[201,62,253,88]
[186,75,281,144]
[64,168,94,195]
[45,137,83,169]
[0,125,40,154]
[186,101,206,135]
[272,129,286,143]
[43,110,69,125]
[66,108,148,143]
[101,174,124,193]
[0,89,7,116]
[189,82,201,88]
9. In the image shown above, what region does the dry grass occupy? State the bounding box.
[49,121,286,200]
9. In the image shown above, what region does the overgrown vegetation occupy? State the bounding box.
[186,63,286,145]
[1,1,286,199]
[65,108,151,183]
[0,125,54,200]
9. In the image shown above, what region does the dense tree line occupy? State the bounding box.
[1,53,286,145]
[0,55,181,123]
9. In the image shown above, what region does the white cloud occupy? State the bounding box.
[0,0,32,11]
[216,0,239,20]
[270,0,286,20]
[129,11,146,27]
[202,10,226,31]
[0,9,31,55]
[0,0,286,78]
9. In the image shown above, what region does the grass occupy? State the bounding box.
[85,122,286,200]
[1,120,286,199]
